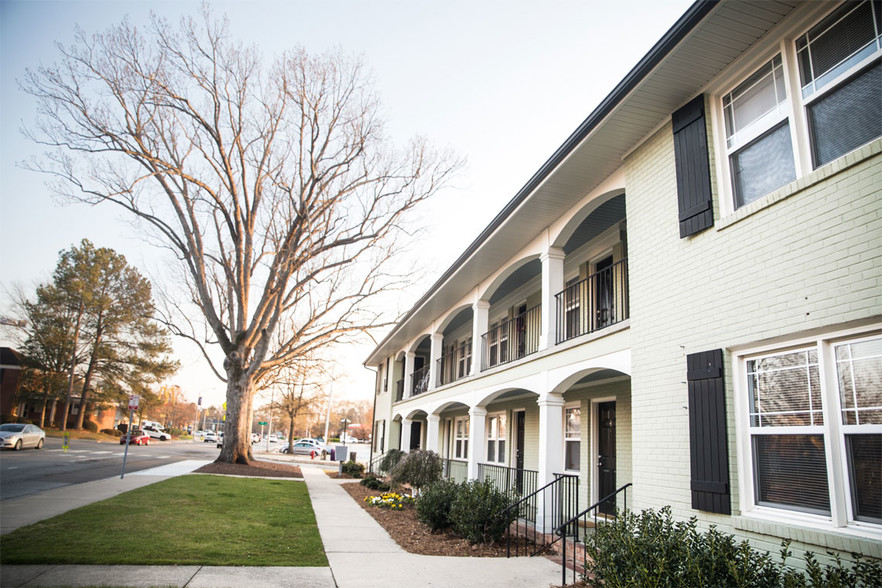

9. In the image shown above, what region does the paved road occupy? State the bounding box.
[0,437,219,501]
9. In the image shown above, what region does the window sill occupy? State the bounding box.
[734,512,881,557]
[717,138,882,231]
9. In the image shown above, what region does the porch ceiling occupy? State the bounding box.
[367,0,801,364]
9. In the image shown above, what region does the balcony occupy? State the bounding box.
[437,341,472,387]
[410,365,430,397]
[555,258,628,344]
[481,304,541,370]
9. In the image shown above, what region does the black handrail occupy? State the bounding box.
[554,482,632,587]
[502,472,579,558]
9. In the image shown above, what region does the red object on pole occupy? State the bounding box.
[310,450,316,460]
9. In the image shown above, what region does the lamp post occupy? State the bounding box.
[341,418,350,445]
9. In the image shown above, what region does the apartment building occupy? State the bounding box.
[367,0,881,560]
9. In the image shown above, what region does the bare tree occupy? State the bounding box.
[21,8,460,463]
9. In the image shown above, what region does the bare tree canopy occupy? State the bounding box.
[21,8,460,463]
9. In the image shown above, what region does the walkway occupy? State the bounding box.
[1,461,563,587]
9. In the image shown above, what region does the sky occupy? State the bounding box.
[0,0,694,408]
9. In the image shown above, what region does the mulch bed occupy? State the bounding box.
[194,459,303,478]
[341,481,522,557]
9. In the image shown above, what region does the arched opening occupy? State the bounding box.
[481,258,543,370]
[409,336,431,397]
[437,306,474,386]
[434,401,471,483]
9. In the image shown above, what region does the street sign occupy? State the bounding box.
[258,421,267,425]
[128,395,140,411]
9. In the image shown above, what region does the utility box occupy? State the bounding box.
[335,445,349,462]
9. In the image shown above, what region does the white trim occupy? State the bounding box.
[733,327,882,536]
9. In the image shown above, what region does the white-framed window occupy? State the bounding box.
[564,404,581,471]
[736,330,881,529]
[457,337,472,378]
[486,412,506,464]
[717,0,881,211]
[454,416,469,460]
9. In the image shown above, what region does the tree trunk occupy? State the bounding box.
[217,351,254,464]
[61,303,84,433]
[74,354,98,430]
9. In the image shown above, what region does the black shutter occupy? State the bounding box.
[672,95,714,238]
[687,349,731,515]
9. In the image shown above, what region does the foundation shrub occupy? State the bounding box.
[341,460,365,478]
[360,473,390,491]
[448,479,516,545]
[585,506,882,588]
[379,448,405,475]
[82,420,98,432]
[390,449,442,493]
[416,479,459,532]
[100,428,123,437]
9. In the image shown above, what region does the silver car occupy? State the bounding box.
[0,423,45,450]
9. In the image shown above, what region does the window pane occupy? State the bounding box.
[498,440,506,463]
[846,434,882,523]
[753,434,830,514]
[498,414,507,438]
[565,440,580,470]
[809,62,882,167]
[731,122,796,207]
[837,337,882,425]
[798,0,879,92]
[565,408,581,439]
[747,349,823,426]
[487,440,496,462]
[725,55,786,139]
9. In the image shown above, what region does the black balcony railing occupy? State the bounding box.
[481,304,541,370]
[410,365,430,396]
[437,341,473,387]
[479,462,538,500]
[442,458,469,483]
[555,258,628,344]
[395,378,404,402]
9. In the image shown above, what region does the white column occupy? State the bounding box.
[540,247,565,350]
[426,414,440,453]
[401,417,413,452]
[404,351,415,398]
[467,406,487,480]
[471,300,490,375]
[536,392,565,533]
[429,333,443,391]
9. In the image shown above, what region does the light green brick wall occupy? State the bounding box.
[624,113,882,562]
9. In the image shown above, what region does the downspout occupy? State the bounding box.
[365,364,378,473]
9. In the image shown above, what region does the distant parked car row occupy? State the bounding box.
[280,438,330,459]
[0,423,45,450]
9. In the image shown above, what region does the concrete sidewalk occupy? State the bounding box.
[1,461,562,587]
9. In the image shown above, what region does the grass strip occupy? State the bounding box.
[0,475,327,567]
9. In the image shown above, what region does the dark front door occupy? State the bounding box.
[515,411,526,492]
[409,421,422,450]
[595,256,614,328]
[597,401,617,516]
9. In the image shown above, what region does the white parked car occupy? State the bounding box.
[142,425,171,441]
[203,431,218,443]
[0,423,45,450]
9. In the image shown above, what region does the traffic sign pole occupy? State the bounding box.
[121,395,140,479]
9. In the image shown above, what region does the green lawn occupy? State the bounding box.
[0,475,327,567]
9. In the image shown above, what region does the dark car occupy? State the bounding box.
[120,430,150,445]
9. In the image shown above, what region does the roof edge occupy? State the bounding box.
[366,0,719,365]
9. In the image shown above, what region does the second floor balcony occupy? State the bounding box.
[482,304,541,370]
[555,258,628,344]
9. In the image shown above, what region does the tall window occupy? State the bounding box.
[454,416,469,460]
[486,413,506,464]
[457,338,472,378]
[723,55,796,207]
[564,406,581,471]
[740,332,881,526]
[720,0,881,209]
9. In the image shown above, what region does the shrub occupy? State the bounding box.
[101,428,123,437]
[82,420,98,432]
[342,460,365,478]
[416,479,459,532]
[448,479,516,545]
[390,449,442,494]
[379,448,405,475]
[361,473,390,491]
[585,506,882,588]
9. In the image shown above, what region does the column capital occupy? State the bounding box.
[402,417,413,425]
[469,406,488,418]
[427,414,441,423]
[537,393,565,408]
[540,246,566,262]
[473,299,491,311]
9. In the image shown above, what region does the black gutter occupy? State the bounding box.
[367,0,719,362]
